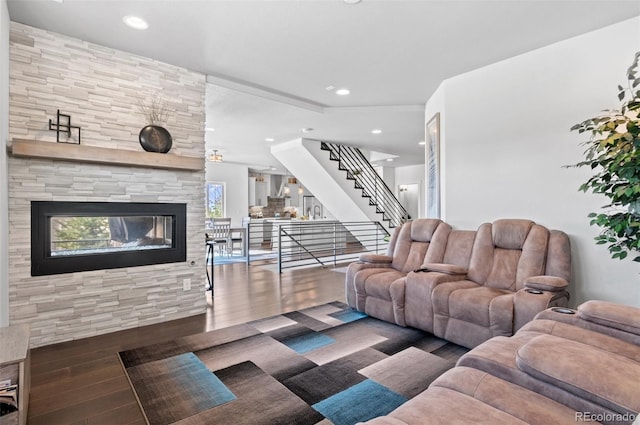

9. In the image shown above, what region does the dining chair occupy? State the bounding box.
[210,218,231,256]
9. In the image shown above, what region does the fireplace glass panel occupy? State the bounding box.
[50,215,173,256]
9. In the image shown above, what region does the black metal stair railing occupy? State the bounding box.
[320,142,410,228]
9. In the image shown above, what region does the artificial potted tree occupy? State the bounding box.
[570,51,640,261]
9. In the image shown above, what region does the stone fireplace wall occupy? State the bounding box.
[8,23,207,347]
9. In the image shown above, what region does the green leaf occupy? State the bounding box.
[572,51,640,263]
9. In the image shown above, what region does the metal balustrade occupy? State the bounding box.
[320,142,410,229]
[246,220,389,271]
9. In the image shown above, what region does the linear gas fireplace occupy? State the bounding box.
[31,201,187,276]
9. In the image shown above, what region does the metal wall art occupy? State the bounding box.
[48,109,81,144]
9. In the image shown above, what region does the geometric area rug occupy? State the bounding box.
[118,301,469,425]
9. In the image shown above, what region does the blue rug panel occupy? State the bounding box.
[283,332,336,354]
[312,379,407,425]
[330,309,368,323]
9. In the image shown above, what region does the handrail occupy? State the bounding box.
[276,220,389,272]
[278,226,325,272]
[245,220,389,271]
[320,142,410,228]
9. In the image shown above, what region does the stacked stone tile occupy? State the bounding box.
[7,23,207,347]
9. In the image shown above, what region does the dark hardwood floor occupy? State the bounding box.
[27,262,348,425]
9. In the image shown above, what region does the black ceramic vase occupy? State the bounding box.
[139,125,173,153]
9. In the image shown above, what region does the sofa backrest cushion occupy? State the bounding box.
[545,230,571,281]
[492,219,534,250]
[468,219,549,291]
[442,230,476,268]
[385,224,403,256]
[391,219,450,273]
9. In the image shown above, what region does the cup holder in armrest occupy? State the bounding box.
[525,289,543,295]
[551,307,576,315]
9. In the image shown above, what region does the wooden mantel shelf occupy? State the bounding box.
[10,139,203,171]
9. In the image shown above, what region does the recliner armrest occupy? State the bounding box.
[516,334,640,413]
[578,300,640,336]
[359,253,393,264]
[524,276,568,292]
[414,263,467,275]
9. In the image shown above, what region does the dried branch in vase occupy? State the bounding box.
[137,95,170,126]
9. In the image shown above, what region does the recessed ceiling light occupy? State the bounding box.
[336,88,350,96]
[418,140,426,145]
[206,127,215,132]
[344,0,362,4]
[302,128,314,133]
[386,158,394,162]
[265,138,275,142]
[123,15,149,30]
[371,129,382,134]
[270,166,277,171]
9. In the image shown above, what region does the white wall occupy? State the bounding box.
[395,164,424,218]
[425,17,640,307]
[206,161,249,227]
[0,0,9,327]
[374,165,396,195]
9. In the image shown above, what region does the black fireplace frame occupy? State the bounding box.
[31,201,187,276]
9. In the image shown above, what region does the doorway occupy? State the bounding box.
[398,183,420,220]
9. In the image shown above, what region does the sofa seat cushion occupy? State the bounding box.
[360,270,406,301]
[516,334,640,414]
[448,286,513,327]
[346,262,392,307]
[353,268,407,326]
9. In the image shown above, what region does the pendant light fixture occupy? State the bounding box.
[209,149,223,162]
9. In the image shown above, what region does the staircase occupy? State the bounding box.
[319,142,409,228]
[270,139,409,232]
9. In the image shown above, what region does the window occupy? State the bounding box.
[206,182,225,218]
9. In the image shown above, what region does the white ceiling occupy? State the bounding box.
[7,0,640,171]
